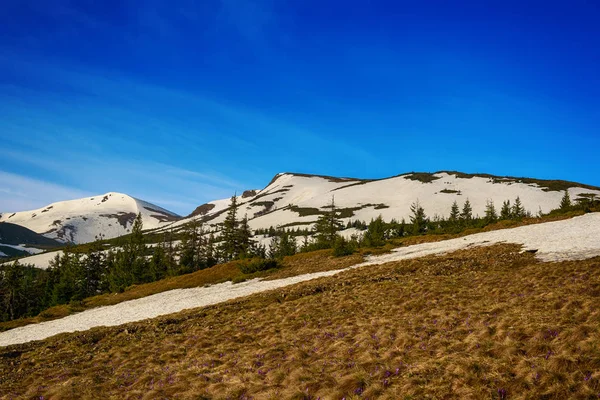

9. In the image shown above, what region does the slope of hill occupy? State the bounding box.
[0,223,62,258]
[2,212,599,347]
[0,222,63,247]
[163,171,600,233]
[0,193,180,244]
[1,213,600,398]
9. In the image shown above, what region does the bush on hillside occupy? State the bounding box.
[237,258,281,274]
[332,235,357,257]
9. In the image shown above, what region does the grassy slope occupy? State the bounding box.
[0,211,584,333]
[1,244,600,399]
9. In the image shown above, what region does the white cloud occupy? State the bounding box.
[0,171,91,213]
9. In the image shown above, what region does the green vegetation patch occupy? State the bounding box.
[236,258,281,274]
[289,205,323,217]
[403,172,441,183]
[439,189,462,194]
[440,171,600,192]
[372,203,389,210]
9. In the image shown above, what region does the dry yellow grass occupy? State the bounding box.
[0,212,586,332]
[1,244,599,399]
[0,251,363,332]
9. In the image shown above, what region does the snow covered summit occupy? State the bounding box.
[0,192,180,244]
[164,171,600,233]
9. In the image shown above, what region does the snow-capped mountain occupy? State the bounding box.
[163,171,600,233]
[0,192,180,244]
[3,171,599,249]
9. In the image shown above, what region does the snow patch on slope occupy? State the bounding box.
[357,212,600,266]
[0,243,44,255]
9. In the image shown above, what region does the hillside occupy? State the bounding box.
[1,213,599,398]
[4,170,600,270]
[0,222,62,259]
[162,171,600,233]
[1,212,599,347]
[0,192,180,244]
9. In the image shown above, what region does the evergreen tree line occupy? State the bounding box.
[296,191,593,257]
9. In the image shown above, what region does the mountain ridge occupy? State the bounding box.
[163,171,600,237]
[2,171,600,248]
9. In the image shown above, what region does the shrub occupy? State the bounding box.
[332,235,356,257]
[237,258,281,274]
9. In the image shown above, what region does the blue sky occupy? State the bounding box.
[1,0,599,215]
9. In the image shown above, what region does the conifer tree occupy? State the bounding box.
[512,196,526,219]
[50,251,80,304]
[314,197,343,247]
[500,200,512,220]
[363,215,386,247]
[180,218,202,272]
[484,200,498,224]
[268,229,297,259]
[409,200,427,235]
[219,195,239,261]
[108,213,147,292]
[204,233,217,267]
[0,261,24,321]
[559,190,572,210]
[460,199,473,224]
[237,214,254,258]
[163,230,178,276]
[129,213,148,282]
[79,237,107,299]
[449,201,460,224]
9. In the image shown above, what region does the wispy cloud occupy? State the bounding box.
[0,171,91,213]
[0,9,379,215]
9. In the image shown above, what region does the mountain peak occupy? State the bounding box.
[0,192,180,244]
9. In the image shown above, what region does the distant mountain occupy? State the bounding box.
[0,222,63,258]
[0,192,180,244]
[3,171,599,251]
[0,222,62,246]
[162,171,600,234]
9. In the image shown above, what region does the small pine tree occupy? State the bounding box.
[268,230,297,259]
[409,200,427,235]
[484,200,498,224]
[236,214,254,258]
[108,213,147,292]
[512,197,525,220]
[0,261,25,320]
[449,201,460,223]
[559,190,572,211]
[332,235,355,257]
[219,195,239,261]
[179,219,201,272]
[80,237,107,298]
[149,243,168,281]
[500,200,512,220]
[460,199,473,224]
[314,196,343,247]
[363,215,386,247]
